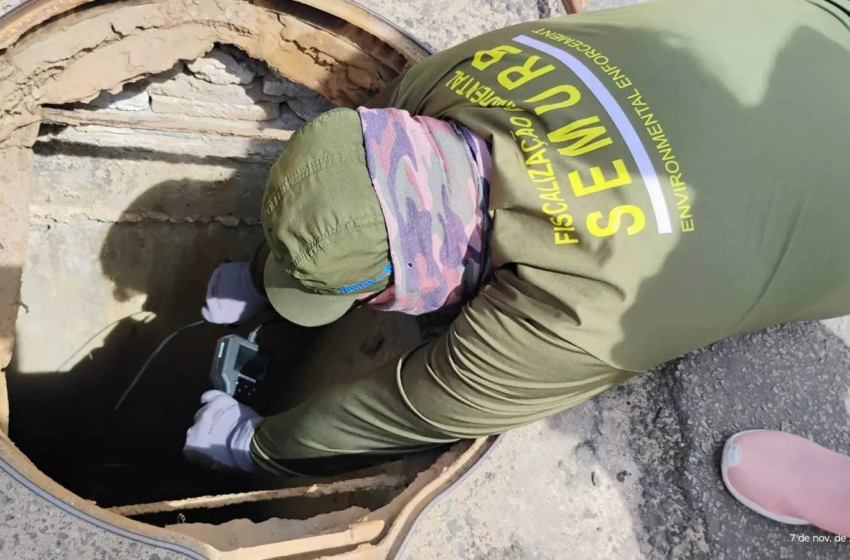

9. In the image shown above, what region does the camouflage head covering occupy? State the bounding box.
[357,107,492,315]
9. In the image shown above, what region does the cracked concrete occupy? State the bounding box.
[3,0,850,559]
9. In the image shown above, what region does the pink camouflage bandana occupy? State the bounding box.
[357,107,492,315]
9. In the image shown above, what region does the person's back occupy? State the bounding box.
[383,0,850,373]
[186,0,850,477]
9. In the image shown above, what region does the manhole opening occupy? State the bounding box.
[0,0,488,554]
[10,43,425,519]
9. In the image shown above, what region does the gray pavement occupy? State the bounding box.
[0,473,183,560]
[399,322,850,560]
[3,1,850,559]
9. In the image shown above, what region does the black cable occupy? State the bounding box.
[113,320,206,411]
[114,315,287,411]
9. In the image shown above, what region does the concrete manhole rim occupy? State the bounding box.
[0,0,497,558]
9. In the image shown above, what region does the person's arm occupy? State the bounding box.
[249,270,634,476]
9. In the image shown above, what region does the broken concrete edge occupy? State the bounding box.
[0,0,433,62]
[282,0,434,60]
[0,0,420,144]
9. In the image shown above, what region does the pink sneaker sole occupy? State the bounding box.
[721,430,809,526]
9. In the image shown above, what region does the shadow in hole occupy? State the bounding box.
[6,162,435,524]
[5,177,288,509]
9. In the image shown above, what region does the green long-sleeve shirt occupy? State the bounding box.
[251,0,850,474]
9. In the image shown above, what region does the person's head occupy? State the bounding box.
[262,106,491,327]
[261,108,393,327]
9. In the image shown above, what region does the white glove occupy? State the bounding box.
[183,390,263,473]
[201,262,268,325]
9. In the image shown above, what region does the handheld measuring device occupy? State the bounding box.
[209,334,270,406]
